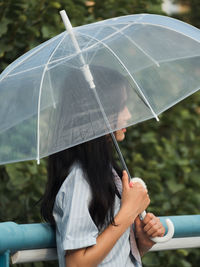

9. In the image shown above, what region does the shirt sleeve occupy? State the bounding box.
[57,166,99,250]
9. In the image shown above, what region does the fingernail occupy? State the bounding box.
[129,181,134,187]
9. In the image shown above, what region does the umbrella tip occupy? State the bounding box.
[59,10,73,32]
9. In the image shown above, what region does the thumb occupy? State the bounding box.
[122,170,129,191]
[135,216,144,232]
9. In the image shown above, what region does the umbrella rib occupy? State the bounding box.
[45,23,134,69]
[7,20,200,77]
[36,33,67,164]
[10,51,199,79]
[158,53,200,64]
[0,32,65,83]
[7,65,46,78]
[135,22,200,44]
[48,19,200,72]
[110,25,160,67]
[2,18,200,80]
[5,24,132,78]
[129,53,200,76]
[79,32,159,121]
[81,26,104,54]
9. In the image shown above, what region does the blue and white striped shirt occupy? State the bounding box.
[53,163,138,267]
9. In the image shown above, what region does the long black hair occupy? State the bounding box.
[41,65,131,230]
[41,136,122,230]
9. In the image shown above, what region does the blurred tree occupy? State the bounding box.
[92,0,164,20]
[173,0,200,28]
[0,0,200,266]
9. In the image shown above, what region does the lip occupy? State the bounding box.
[122,128,126,133]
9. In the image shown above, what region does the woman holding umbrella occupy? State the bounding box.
[41,66,165,267]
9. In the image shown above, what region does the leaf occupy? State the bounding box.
[0,18,10,37]
[166,180,185,194]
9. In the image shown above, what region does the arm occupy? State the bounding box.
[66,209,135,267]
[65,171,150,267]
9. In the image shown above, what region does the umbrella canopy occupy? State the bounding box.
[0,13,200,165]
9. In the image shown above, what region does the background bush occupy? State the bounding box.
[0,0,200,266]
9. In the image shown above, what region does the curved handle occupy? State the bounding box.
[131,177,174,243]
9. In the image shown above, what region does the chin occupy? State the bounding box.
[116,134,125,142]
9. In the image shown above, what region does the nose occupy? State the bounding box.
[124,106,131,120]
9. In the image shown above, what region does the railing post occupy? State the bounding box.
[0,250,10,267]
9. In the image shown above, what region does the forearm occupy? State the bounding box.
[136,233,155,257]
[66,209,137,267]
[137,241,152,257]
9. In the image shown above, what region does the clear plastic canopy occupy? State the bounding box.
[0,13,200,164]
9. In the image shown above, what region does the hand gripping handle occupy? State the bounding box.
[131,177,174,243]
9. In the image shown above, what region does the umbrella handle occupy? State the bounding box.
[131,177,174,243]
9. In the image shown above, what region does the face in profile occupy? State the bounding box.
[115,106,131,142]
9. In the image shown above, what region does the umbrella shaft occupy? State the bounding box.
[60,10,131,180]
[91,88,132,181]
[110,132,131,181]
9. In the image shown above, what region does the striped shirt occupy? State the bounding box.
[53,163,139,267]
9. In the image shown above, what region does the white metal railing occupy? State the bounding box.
[11,236,200,264]
[0,215,200,266]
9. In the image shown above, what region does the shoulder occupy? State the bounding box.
[55,163,90,209]
[61,162,88,192]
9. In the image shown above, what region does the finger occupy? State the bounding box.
[132,182,147,191]
[135,216,144,230]
[129,181,134,187]
[151,227,165,237]
[143,212,154,225]
[146,223,161,236]
[143,217,159,232]
[135,216,144,237]
[145,220,164,236]
[150,224,165,237]
[122,170,129,190]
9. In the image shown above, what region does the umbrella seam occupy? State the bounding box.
[47,22,200,72]
[78,32,159,121]
[4,23,132,77]
[36,33,67,163]
[73,14,146,30]
[7,65,45,78]
[53,21,200,65]
[0,32,65,83]
[44,23,134,69]
[8,52,200,79]
[110,25,159,67]
[135,22,200,44]
[157,54,200,64]
[75,14,199,42]
[123,53,200,75]
[2,15,199,80]
[7,19,199,78]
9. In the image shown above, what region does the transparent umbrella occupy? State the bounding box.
[1,10,200,242]
[1,12,200,165]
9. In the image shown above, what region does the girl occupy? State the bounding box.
[41,66,165,267]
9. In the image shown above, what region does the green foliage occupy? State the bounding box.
[0,0,90,72]
[92,0,164,20]
[0,0,200,266]
[0,160,46,223]
[120,92,200,266]
[172,0,200,28]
